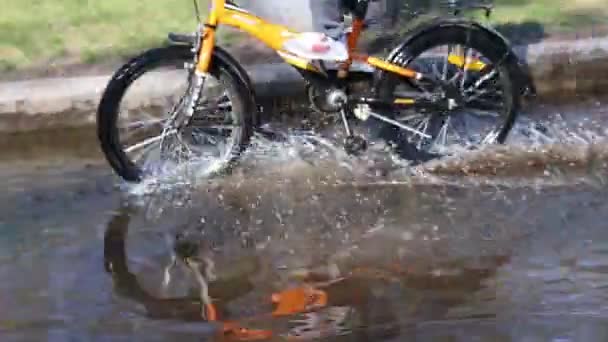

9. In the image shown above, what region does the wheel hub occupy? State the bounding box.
[438,83,466,114]
[308,85,347,114]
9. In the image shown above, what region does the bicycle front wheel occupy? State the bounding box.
[97,45,254,182]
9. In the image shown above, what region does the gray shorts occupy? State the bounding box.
[310,0,386,39]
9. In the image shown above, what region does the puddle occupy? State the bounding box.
[2,99,608,341]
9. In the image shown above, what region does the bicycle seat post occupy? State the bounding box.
[338,1,369,79]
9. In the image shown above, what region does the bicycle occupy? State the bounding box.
[97,0,534,183]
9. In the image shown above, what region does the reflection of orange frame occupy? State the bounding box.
[196,0,421,79]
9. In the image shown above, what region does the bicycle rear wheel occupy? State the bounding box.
[373,22,520,160]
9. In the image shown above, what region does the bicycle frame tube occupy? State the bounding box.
[197,0,314,73]
[337,18,365,78]
[219,7,317,71]
[196,0,223,73]
[196,0,425,78]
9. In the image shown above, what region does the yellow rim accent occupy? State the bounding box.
[448,54,486,72]
[394,98,415,105]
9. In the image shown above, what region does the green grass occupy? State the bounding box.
[1,0,607,73]
[475,0,608,32]
[0,0,203,71]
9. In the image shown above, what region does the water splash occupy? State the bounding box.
[415,102,608,186]
[120,100,608,210]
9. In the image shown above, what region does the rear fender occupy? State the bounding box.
[376,17,536,98]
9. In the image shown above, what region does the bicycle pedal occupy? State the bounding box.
[353,104,371,121]
[344,135,368,155]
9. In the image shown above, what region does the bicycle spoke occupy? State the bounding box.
[414,116,431,149]
[463,107,500,118]
[467,95,505,110]
[481,129,500,145]
[395,112,426,122]
[121,118,167,143]
[435,117,450,148]
[465,69,498,94]
[125,128,177,154]
[368,111,431,139]
[442,45,452,81]
[124,117,166,130]
[460,47,472,90]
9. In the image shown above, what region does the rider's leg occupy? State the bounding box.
[311,0,346,40]
[282,0,349,61]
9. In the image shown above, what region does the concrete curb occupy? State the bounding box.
[0,64,307,134]
[516,35,608,100]
[1,36,607,134]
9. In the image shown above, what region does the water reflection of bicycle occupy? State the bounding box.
[103,205,274,340]
[103,204,510,341]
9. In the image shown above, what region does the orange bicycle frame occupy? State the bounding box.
[195,0,424,79]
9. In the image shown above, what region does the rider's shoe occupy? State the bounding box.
[282,32,349,62]
[282,32,374,73]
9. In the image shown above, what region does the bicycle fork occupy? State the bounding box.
[181,22,214,126]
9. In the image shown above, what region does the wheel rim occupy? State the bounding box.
[116,63,241,178]
[392,43,510,155]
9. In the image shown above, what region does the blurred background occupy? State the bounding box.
[2,1,608,342]
[2,0,607,79]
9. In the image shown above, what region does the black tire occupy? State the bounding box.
[97,45,254,182]
[372,23,520,163]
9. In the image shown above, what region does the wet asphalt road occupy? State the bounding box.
[2,100,608,341]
